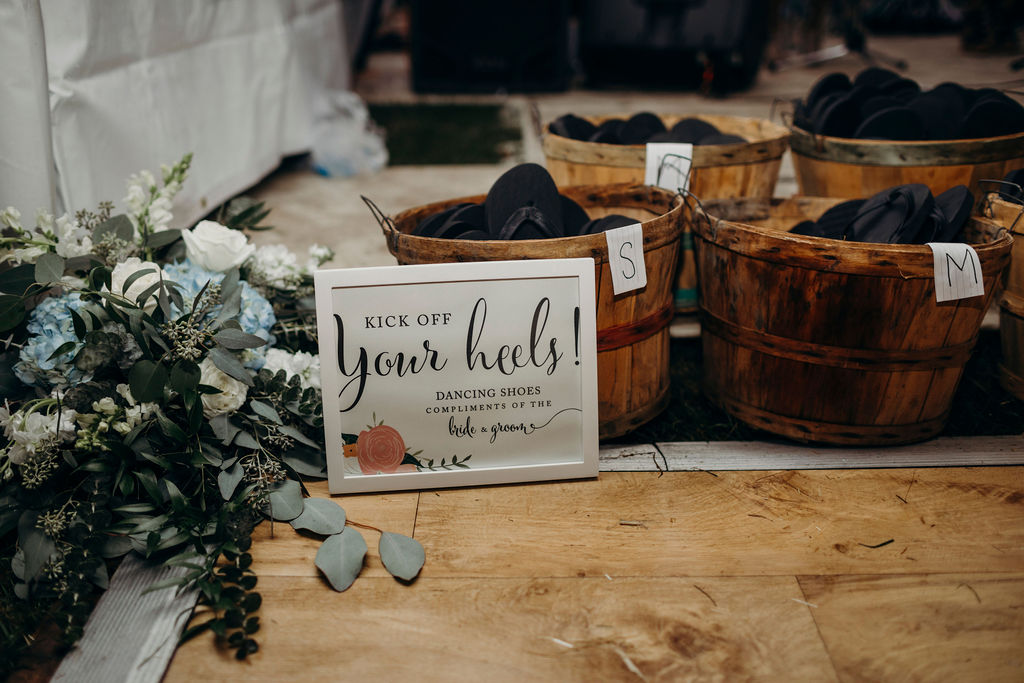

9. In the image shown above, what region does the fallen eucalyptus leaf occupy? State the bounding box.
[290,498,346,535]
[379,532,425,582]
[267,479,303,521]
[315,529,366,591]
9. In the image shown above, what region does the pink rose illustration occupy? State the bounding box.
[357,424,407,474]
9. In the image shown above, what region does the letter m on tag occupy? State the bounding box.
[927,242,984,303]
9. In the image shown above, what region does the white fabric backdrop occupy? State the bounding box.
[1,0,352,227]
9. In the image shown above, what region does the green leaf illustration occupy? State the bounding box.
[315,529,366,592]
[378,532,425,582]
[290,498,346,536]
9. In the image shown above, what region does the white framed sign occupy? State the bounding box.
[313,259,600,493]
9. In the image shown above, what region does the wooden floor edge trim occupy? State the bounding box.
[598,434,1024,471]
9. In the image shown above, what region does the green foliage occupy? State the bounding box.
[0,154,423,668]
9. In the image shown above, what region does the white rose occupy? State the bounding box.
[263,348,321,390]
[198,357,249,418]
[109,257,164,312]
[4,408,77,465]
[182,220,254,272]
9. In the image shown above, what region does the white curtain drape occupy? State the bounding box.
[1,0,352,227]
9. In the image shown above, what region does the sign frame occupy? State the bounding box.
[313,258,600,494]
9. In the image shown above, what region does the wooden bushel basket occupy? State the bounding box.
[980,192,1024,401]
[542,114,789,313]
[694,196,1013,446]
[789,125,1024,199]
[382,184,686,440]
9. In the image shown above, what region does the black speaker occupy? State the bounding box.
[411,1,570,93]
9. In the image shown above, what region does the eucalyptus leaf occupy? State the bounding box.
[290,498,346,535]
[99,534,133,559]
[93,214,134,243]
[0,295,26,333]
[267,479,303,521]
[92,561,109,589]
[378,532,425,582]
[34,252,65,285]
[215,283,242,325]
[249,400,282,425]
[281,447,327,478]
[212,328,266,350]
[233,430,259,450]
[0,263,35,295]
[144,228,182,249]
[130,359,168,403]
[209,414,241,445]
[11,550,25,580]
[18,511,57,582]
[314,529,366,592]
[208,346,253,386]
[170,359,201,394]
[276,425,319,449]
[218,461,244,501]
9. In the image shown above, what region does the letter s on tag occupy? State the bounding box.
[605,224,647,295]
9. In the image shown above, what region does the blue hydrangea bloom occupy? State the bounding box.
[162,259,276,368]
[15,292,92,387]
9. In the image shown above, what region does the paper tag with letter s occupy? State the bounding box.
[605,224,646,295]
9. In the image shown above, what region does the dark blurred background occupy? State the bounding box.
[349,0,1023,96]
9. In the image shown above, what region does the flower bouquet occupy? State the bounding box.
[0,155,423,667]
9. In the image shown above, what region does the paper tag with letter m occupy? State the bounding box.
[927,243,984,303]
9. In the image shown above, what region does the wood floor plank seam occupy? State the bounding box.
[796,574,845,683]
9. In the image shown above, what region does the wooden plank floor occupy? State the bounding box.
[165,466,1024,681]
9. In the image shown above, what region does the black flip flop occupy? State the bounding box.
[498,207,562,240]
[484,163,563,238]
[433,203,487,239]
[414,202,473,237]
[816,94,862,138]
[805,72,852,111]
[931,185,974,241]
[854,106,926,140]
[549,114,597,141]
[588,118,626,144]
[960,96,1024,139]
[845,184,934,244]
[560,195,591,236]
[853,66,901,89]
[668,117,720,143]
[578,214,635,235]
[619,112,667,145]
[816,199,866,238]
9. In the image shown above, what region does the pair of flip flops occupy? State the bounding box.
[794,67,1024,140]
[549,113,747,146]
[790,184,974,244]
[412,163,635,240]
